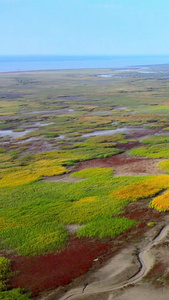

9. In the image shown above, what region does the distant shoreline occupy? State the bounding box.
[1,64,169,75]
[0,55,169,73]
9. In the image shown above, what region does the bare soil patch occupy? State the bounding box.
[43,173,83,183]
[73,152,166,176]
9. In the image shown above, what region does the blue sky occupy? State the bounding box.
[1,0,169,55]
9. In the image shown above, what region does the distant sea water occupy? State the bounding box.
[0,55,169,73]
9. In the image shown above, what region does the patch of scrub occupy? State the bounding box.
[158,160,169,172]
[88,110,114,115]
[77,216,136,238]
[130,143,169,158]
[142,135,169,144]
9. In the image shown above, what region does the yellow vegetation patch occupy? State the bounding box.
[75,196,97,205]
[0,168,40,187]
[109,176,169,201]
[78,115,111,124]
[0,112,14,116]
[0,162,67,188]
[82,105,98,111]
[0,217,19,232]
[112,113,163,123]
[0,153,11,163]
[150,191,169,211]
[158,160,169,172]
[0,149,109,188]
[78,116,93,122]
[32,159,67,176]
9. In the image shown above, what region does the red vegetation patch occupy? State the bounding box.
[120,203,161,222]
[119,200,164,233]
[10,237,111,296]
[119,201,162,232]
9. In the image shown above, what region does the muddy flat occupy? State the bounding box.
[73,153,167,177]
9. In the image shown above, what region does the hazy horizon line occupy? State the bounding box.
[1,54,169,57]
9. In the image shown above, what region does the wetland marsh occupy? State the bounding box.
[1,66,169,299]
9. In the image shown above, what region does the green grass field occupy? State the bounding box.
[1,169,169,257]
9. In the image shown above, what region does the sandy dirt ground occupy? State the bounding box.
[82,284,169,300]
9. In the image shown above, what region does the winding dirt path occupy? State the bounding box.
[58,225,169,300]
